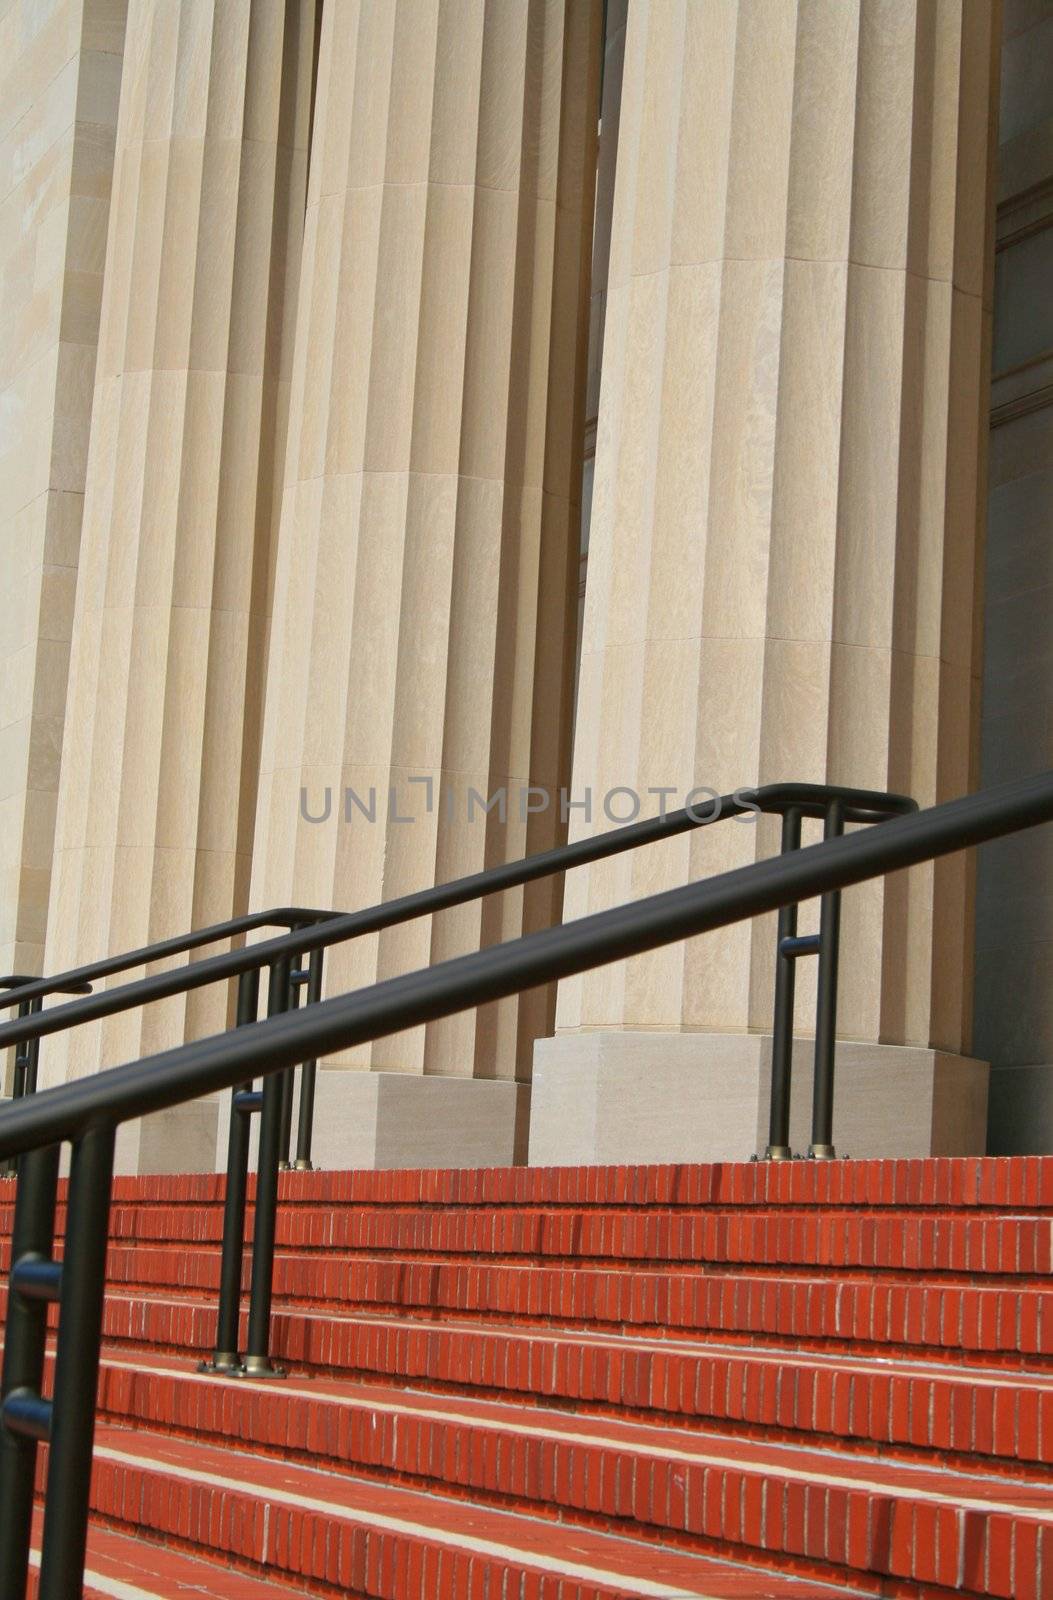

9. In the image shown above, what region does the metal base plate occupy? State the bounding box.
[197,1352,242,1375]
[236,1357,288,1380]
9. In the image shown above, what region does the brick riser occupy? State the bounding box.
[7,1201,1052,1271]
[67,1472,1000,1600]
[6,1147,1053,1224]
[62,1152,1053,1207]
[106,1321,1053,1472]
[13,1294,1053,1480]
[6,1258,1051,1367]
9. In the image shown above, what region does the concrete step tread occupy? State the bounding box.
[89,1423,858,1600]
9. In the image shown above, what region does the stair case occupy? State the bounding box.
[3,1155,1052,1599]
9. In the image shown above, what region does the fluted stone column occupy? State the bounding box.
[249,0,599,1168]
[532,0,1001,1165]
[0,1,127,989]
[42,0,316,1172]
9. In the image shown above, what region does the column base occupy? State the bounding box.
[529,1033,989,1165]
[114,1101,220,1176]
[1,1101,221,1178]
[216,1070,530,1173]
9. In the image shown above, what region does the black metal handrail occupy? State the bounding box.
[0,772,1050,1596]
[0,912,334,1128]
[0,980,93,1180]
[0,781,912,1372]
[0,783,911,1186]
[0,910,337,1182]
[0,783,908,1055]
[0,905,333,1013]
[5,775,1042,1157]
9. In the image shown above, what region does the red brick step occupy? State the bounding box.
[4,1156,1053,1599]
[87,1315,1053,1469]
[59,1250,1053,1362]
[86,1422,849,1599]
[83,1352,1053,1597]
[27,1509,316,1597]
[93,1153,1053,1211]
[97,1203,1053,1273]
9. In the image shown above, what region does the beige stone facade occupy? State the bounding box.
[1,0,1051,1168]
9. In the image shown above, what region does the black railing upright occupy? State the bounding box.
[0,980,92,1179]
[0,906,334,1014]
[0,910,336,1178]
[0,772,1049,1596]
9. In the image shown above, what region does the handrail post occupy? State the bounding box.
[37,1124,115,1600]
[277,954,301,1170]
[766,807,802,1158]
[278,927,307,1170]
[22,999,42,1096]
[199,967,261,1374]
[0,1142,61,1598]
[294,947,324,1170]
[10,1000,31,1101]
[240,957,291,1377]
[1,999,34,1178]
[810,797,845,1158]
[278,1066,295,1168]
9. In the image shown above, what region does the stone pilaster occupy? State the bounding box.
[539,0,1001,1162]
[41,0,315,1171]
[250,0,600,1156]
[0,1,128,987]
